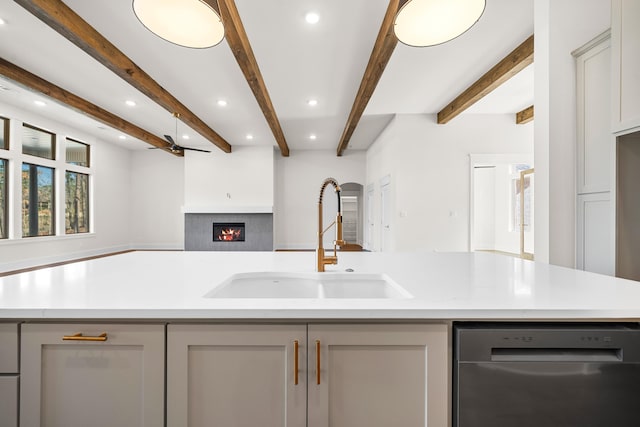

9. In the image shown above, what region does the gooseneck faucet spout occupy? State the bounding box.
[317,177,345,272]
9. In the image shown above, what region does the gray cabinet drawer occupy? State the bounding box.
[0,376,18,427]
[0,323,18,373]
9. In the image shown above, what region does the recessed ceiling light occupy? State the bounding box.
[33,100,46,107]
[217,100,227,107]
[246,134,254,140]
[0,18,6,25]
[125,100,136,107]
[305,12,320,24]
[182,134,190,140]
[307,99,318,106]
[119,135,127,140]
[309,134,317,140]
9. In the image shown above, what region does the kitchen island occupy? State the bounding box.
[1,250,639,319]
[2,250,639,427]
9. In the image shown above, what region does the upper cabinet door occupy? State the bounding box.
[308,323,449,427]
[20,323,165,427]
[612,0,640,134]
[167,324,307,427]
[575,32,612,194]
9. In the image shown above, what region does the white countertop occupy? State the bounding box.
[1,251,640,320]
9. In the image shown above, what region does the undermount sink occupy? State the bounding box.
[204,272,412,299]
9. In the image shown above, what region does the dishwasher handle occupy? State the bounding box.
[490,347,623,362]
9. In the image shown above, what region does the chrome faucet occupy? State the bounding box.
[316,178,345,272]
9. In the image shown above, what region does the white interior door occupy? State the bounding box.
[380,178,391,252]
[365,185,374,250]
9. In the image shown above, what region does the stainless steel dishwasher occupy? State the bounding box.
[454,323,640,427]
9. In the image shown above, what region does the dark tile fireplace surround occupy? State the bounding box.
[185,213,273,251]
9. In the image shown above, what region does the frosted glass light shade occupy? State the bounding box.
[133,0,224,48]
[394,0,485,47]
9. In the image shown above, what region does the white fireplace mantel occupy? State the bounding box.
[181,206,273,214]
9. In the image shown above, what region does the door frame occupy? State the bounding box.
[469,154,533,253]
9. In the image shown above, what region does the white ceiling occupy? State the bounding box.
[0,0,534,154]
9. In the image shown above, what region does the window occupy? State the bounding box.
[65,171,89,234]
[0,159,7,239]
[1,117,8,150]
[22,163,55,237]
[22,124,55,160]
[66,138,90,167]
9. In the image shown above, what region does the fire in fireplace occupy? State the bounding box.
[213,222,245,242]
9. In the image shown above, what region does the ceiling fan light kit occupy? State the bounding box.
[133,0,224,48]
[394,0,486,47]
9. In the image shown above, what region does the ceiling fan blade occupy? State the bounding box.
[181,147,211,153]
[164,134,176,145]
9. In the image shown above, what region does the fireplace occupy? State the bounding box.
[213,222,245,242]
[185,213,272,251]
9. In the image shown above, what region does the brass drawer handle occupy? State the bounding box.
[316,340,321,385]
[62,333,108,342]
[293,340,299,385]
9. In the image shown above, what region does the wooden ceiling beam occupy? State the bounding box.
[516,105,534,124]
[217,0,289,157]
[336,0,405,157]
[14,0,232,153]
[437,35,534,124]
[0,57,182,156]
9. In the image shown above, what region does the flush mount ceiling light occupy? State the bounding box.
[305,12,320,24]
[133,0,224,49]
[394,0,485,47]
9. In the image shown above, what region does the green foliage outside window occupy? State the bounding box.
[22,162,55,237]
[65,171,89,234]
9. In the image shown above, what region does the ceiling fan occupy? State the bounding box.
[149,113,211,153]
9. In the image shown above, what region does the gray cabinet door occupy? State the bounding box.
[167,324,307,427]
[308,324,449,427]
[0,323,19,373]
[20,323,164,427]
[0,376,18,427]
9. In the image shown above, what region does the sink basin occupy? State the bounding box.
[204,272,412,299]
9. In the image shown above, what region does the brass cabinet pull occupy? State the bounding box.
[293,340,299,385]
[315,339,321,385]
[62,332,108,342]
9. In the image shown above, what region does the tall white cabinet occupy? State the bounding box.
[574,31,615,275]
[611,0,640,134]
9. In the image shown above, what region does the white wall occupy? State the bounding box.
[0,102,132,272]
[473,167,496,250]
[129,149,184,249]
[184,145,274,209]
[366,114,533,252]
[274,150,366,249]
[534,0,610,266]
